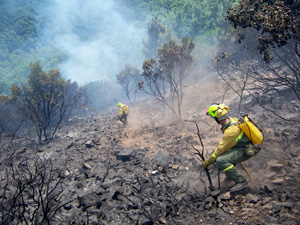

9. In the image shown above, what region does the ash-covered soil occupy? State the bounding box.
[1,80,300,224]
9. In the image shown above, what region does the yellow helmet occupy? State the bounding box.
[206,103,230,119]
[117,102,122,107]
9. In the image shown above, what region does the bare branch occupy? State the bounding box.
[185,120,214,191]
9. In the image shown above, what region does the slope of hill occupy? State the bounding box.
[1,78,300,224]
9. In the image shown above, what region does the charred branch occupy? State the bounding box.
[185,120,214,191]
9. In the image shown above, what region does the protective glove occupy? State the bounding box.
[202,155,216,170]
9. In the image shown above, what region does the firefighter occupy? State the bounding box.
[117,102,129,126]
[203,103,257,192]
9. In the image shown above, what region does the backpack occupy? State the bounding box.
[234,115,264,145]
[122,105,129,115]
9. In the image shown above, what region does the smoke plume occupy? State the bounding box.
[39,0,147,85]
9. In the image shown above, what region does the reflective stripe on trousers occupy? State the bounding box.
[219,131,243,173]
[223,164,234,172]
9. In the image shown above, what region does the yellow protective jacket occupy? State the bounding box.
[119,104,129,116]
[212,117,250,158]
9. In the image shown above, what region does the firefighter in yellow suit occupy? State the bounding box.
[117,102,129,126]
[203,103,258,192]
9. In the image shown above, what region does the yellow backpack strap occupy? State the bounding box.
[226,118,244,142]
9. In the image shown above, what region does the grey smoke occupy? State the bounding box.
[40,0,147,85]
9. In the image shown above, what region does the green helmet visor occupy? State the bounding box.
[207,104,219,118]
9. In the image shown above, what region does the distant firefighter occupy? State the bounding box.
[117,102,129,126]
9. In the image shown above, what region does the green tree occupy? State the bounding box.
[116,65,141,104]
[224,0,300,120]
[142,18,176,60]
[0,2,38,52]
[120,0,238,38]
[226,0,300,62]
[0,1,64,95]
[140,36,195,121]
[10,61,82,144]
[140,58,168,103]
[214,0,300,123]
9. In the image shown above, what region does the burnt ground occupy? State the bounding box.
[1,80,300,224]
